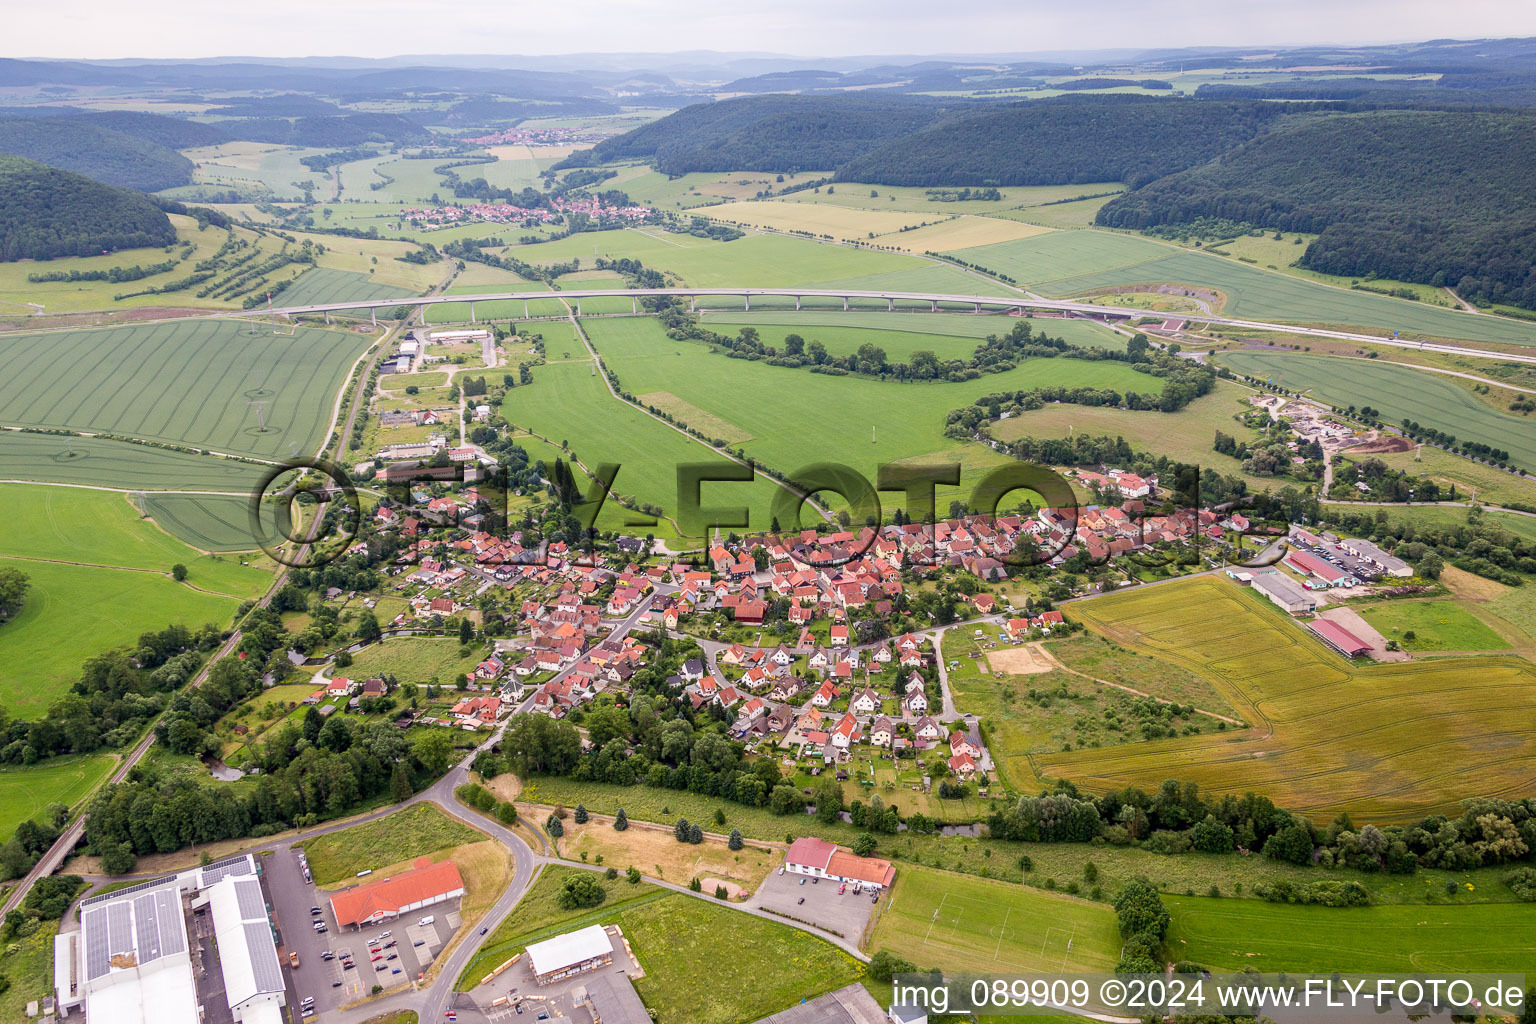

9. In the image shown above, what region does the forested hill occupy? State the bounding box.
[0,155,176,261]
[1095,110,1536,310]
[73,110,229,150]
[0,117,193,190]
[559,94,953,174]
[834,98,1281,188]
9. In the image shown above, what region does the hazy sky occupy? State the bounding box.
[12,0,1536,61]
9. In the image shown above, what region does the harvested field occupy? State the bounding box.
[986,643,1058,675]
[636,391,754,443]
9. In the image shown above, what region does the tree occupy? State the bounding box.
[2,566,36,618]
[674,817,691,842]
[555,873,606,910]
[574,804,589,824]
[852,832,877,857]
[714,884,729,899]
[389,762,413,802]
[688,876,702,892]
[546,814,564,839]
[1191,814,1235,853]
[1113,878,1170,940]
[626,866,641,884]
[728,828,743,851]
[614,808,629,831]
[814,777,844,823]
[495,802,518,824]
[356,610,381,643]
[867,950,915,983]
[459,618,475,644]
[170,563,188,582]
[412,728,454,775]
[713,807,727,826]
[688,822,704,844]
[1263,822,1316,865]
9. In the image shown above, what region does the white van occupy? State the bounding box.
[418,915,435,926]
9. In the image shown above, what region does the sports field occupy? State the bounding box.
[0,756,116,841]
[1217,351,1536,470]
[0,557,238,714]
[1167,895,1536,973]
[0,320,371,462]
[580,316,1151,527]
[0,484,272,595]
[869,864,1121,974]
[1038,576,1536,820]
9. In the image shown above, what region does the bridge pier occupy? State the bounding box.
[931,300,938,312]
[470,302,476,324]
[371,308,377,326]
[631,297,637,314]
[843,296,849,311]
[973,302,980,314]
[576,299,582,316]
[523,300,529,319]
[795,295,801,311]
[690,295,696,313]
[324,311,331,324]
[744,294,750,311]
[887,298,894,312]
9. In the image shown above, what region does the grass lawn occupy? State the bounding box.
[345,636,488,685]
[0,319,371,462]
[0,558,238,715]
[0,483,273,596]
[1217,351,1536,472]
[869,864,1120,974]
[0,755,115,840]
[1046,576,1536,820]
[299,803,483,886]
[1353,599,1512,652]
[1167,895,1536,973]
[0,922,58,1024]
[558,815,780,893]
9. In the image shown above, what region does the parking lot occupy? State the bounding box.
[267,845,461,1016]
[749,867,880,941]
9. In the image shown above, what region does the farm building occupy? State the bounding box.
[526,924,617,985]
[427,328,491,342]
[328,857,465,929]
[1308,619,1373,658]
[785,836,897,890]
[1336,537,1413,578]
[1282,549,1355,587]
[1246,569,1318,614]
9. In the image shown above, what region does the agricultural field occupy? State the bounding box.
[179,141,332,201]
[869,864,1121,975]
[299,803,482,886]
[700,199,1051,252]
[1217,351,1536,471]
[1039,576,1536,820]
[579,316,1153,530]
[344,636,486,686]
[777,181,1125,218]
[0,557,239,714]
[1341,443,1536,509]
[992,231,1536,346]
[0,319,373,461]
[277,266,417,307]
[0,430,270,491]
[1352,599,1512,652]
[698,310,1126,363]
[1167,895,1536,974]
[0,483,272,595]
[989,379,1272,487]
[0,755,116,841]
[137,492,286,554]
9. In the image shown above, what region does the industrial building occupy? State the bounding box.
[1243,569,1318,614]
[525,924,617,985]
[784,837,896,890]
[54,855,284,1024]
[1282,548,1356,587]
[328,857,465,929]
[1336,537,1413,578]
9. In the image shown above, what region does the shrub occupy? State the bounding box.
[555,873,606,910]
[1506,867,1536,901]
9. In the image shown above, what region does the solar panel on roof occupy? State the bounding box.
[200,855,255,885]
[243,922,285,994]
[107,902,134,957]
[82,908,110,981]
[234,878,266,920]
[132,893,164,964]
[157,889,186,956]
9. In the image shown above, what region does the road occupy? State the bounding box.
[218,286,1536,367]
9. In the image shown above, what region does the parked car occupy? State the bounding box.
[838,883,846,895]
[797,897,804,905]
[798,877,805,886]
[288,951,301,968]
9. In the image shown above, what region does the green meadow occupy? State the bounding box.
[1216,351,1536,470]
[0,431,269,492]
[137,492,289,555]
[279,266,417,306]
[0,756,116,841]
[0,557,238,714]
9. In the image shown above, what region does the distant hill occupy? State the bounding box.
[73,110,229,150]
[1096,109,1536,310]
[215,113,434,147]
[0,154,176,261]
[834,98,1282,188]
[562,94,952,174]
[0,117,193,190]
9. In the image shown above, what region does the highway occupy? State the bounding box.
[221,286,1536,366]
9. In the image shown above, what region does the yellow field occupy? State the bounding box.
[879,216,1052,253]
[637,391,754,443]
[1040,576,1536,821]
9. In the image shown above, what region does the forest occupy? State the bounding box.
[1096,109,1536,310]
[0,155,178,261]
[0,116,194,190]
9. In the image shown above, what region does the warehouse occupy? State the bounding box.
[1308,618,1373,658]
[194,875,287,1024]
[1247,569,1318,614]
[1282,548,1356,587]
[1336,537,1413,578]
[329,857,465,929]
[525,924,617,985]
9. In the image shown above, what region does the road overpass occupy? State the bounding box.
[225,286,1536,366]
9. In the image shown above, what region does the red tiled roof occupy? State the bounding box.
[329,859,465,928]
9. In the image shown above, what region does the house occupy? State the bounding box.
[326,676,358,697]
[450,695,503,725]
[904,672,926,695]
[912,715,943,741]
[902,689,929,715]
[949,752,978,777]
[868,715,894,747]
[784,836,896,890]
[849,687,881,715]
[1006,617,1031,642]
[950,729,982,759]
[829,713,861,749]
[680,658,705,682]
[769,677,803,701]
[810,680,840,707]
